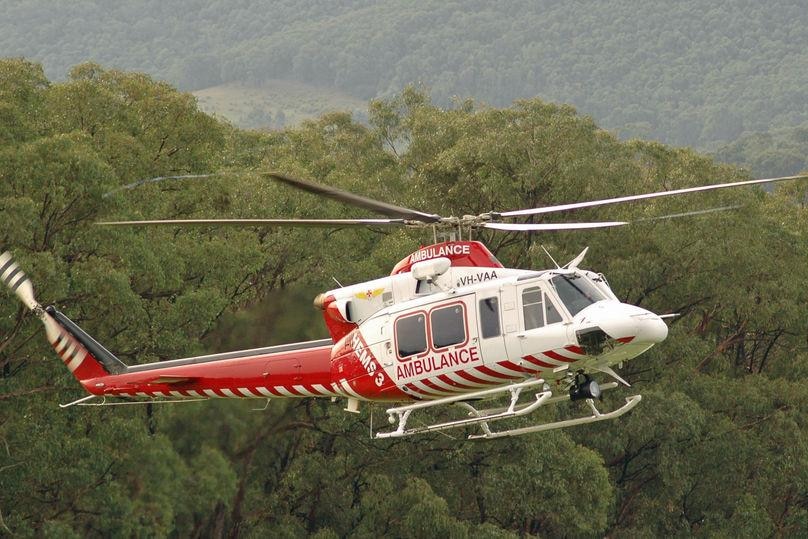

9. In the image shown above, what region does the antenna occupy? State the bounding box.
[332,276,344,287]
[540,245,561,269]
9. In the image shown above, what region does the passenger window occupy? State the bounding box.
[522,287,544,330]
[396,314,427,358]
[479,297,501,338]
[430,304,466,349]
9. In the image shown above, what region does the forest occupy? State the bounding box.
[2,58,808,537]
[2,0,808,151]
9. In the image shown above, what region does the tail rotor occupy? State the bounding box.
[0,251,39,312]
[1,250,124,382]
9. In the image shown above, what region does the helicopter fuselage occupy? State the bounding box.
[57,241,666,404]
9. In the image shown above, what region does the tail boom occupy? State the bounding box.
[88,340,338,400]
[2,250,345,402]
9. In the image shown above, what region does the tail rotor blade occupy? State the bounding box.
[0,251,39,311]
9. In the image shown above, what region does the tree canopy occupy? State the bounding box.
[1,60,808,536]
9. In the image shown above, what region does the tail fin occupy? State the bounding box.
[1,251,127,385]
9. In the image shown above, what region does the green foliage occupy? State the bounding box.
[3,62,808,536]
[3,2,808,148]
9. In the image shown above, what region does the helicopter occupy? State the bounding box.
[2,171,807,440]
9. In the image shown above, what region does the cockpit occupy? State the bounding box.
[518,270,616,330]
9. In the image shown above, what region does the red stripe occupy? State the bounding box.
[543,350,577,363]
[437,374,477,390]
[421,378,458,394]
[476,365,519,380]
[407,383,445,399]
[455,369,498,386]
[523,354,557,368]
[498,360,540,374]
[565,345,585,355]
[617,336,635,344]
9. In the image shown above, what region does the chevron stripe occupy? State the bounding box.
[54,333,70,354]
[273,386,298,398]
[498,360,541,375]
[464,366,510,382]
[254,386,274,397]
[523,354,558,368]
[0,258,18,282]
[447,370,494,387]
[543,350,576,363]
[409,380,451,398]
[311,383,339,397]
[477,364,522,379]
[436,373,478,390]
[339,379,363,399]
[423,376,461,393]
[292,385,318,397]
[66,349,86,372]
[400,383,436,400]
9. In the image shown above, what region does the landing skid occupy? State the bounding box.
[59,395,208,407]
[374,379,641,440]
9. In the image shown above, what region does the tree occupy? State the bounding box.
[3,69,808,537]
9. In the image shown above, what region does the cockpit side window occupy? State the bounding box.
[479,297,501,338]
[545,299,563,324]
[523,286,564,330]
[522,287,545,330]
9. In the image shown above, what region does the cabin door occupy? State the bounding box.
[475,291,508,365]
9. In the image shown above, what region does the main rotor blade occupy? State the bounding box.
[500,174,808,217]
[634,205,742,222]
[97,218,407,227]
[265,172,442,223]
[103,173,222,198]
[482,221,628,231]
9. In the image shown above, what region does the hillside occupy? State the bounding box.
[2,1,807,148]
[193,80,368,129]
[713,123,808,178]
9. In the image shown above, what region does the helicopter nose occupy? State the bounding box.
[576,302,668,345]
[634,311,669,343]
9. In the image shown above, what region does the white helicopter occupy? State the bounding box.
[2,172,806,440]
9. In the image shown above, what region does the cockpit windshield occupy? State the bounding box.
[550,273,607,316]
